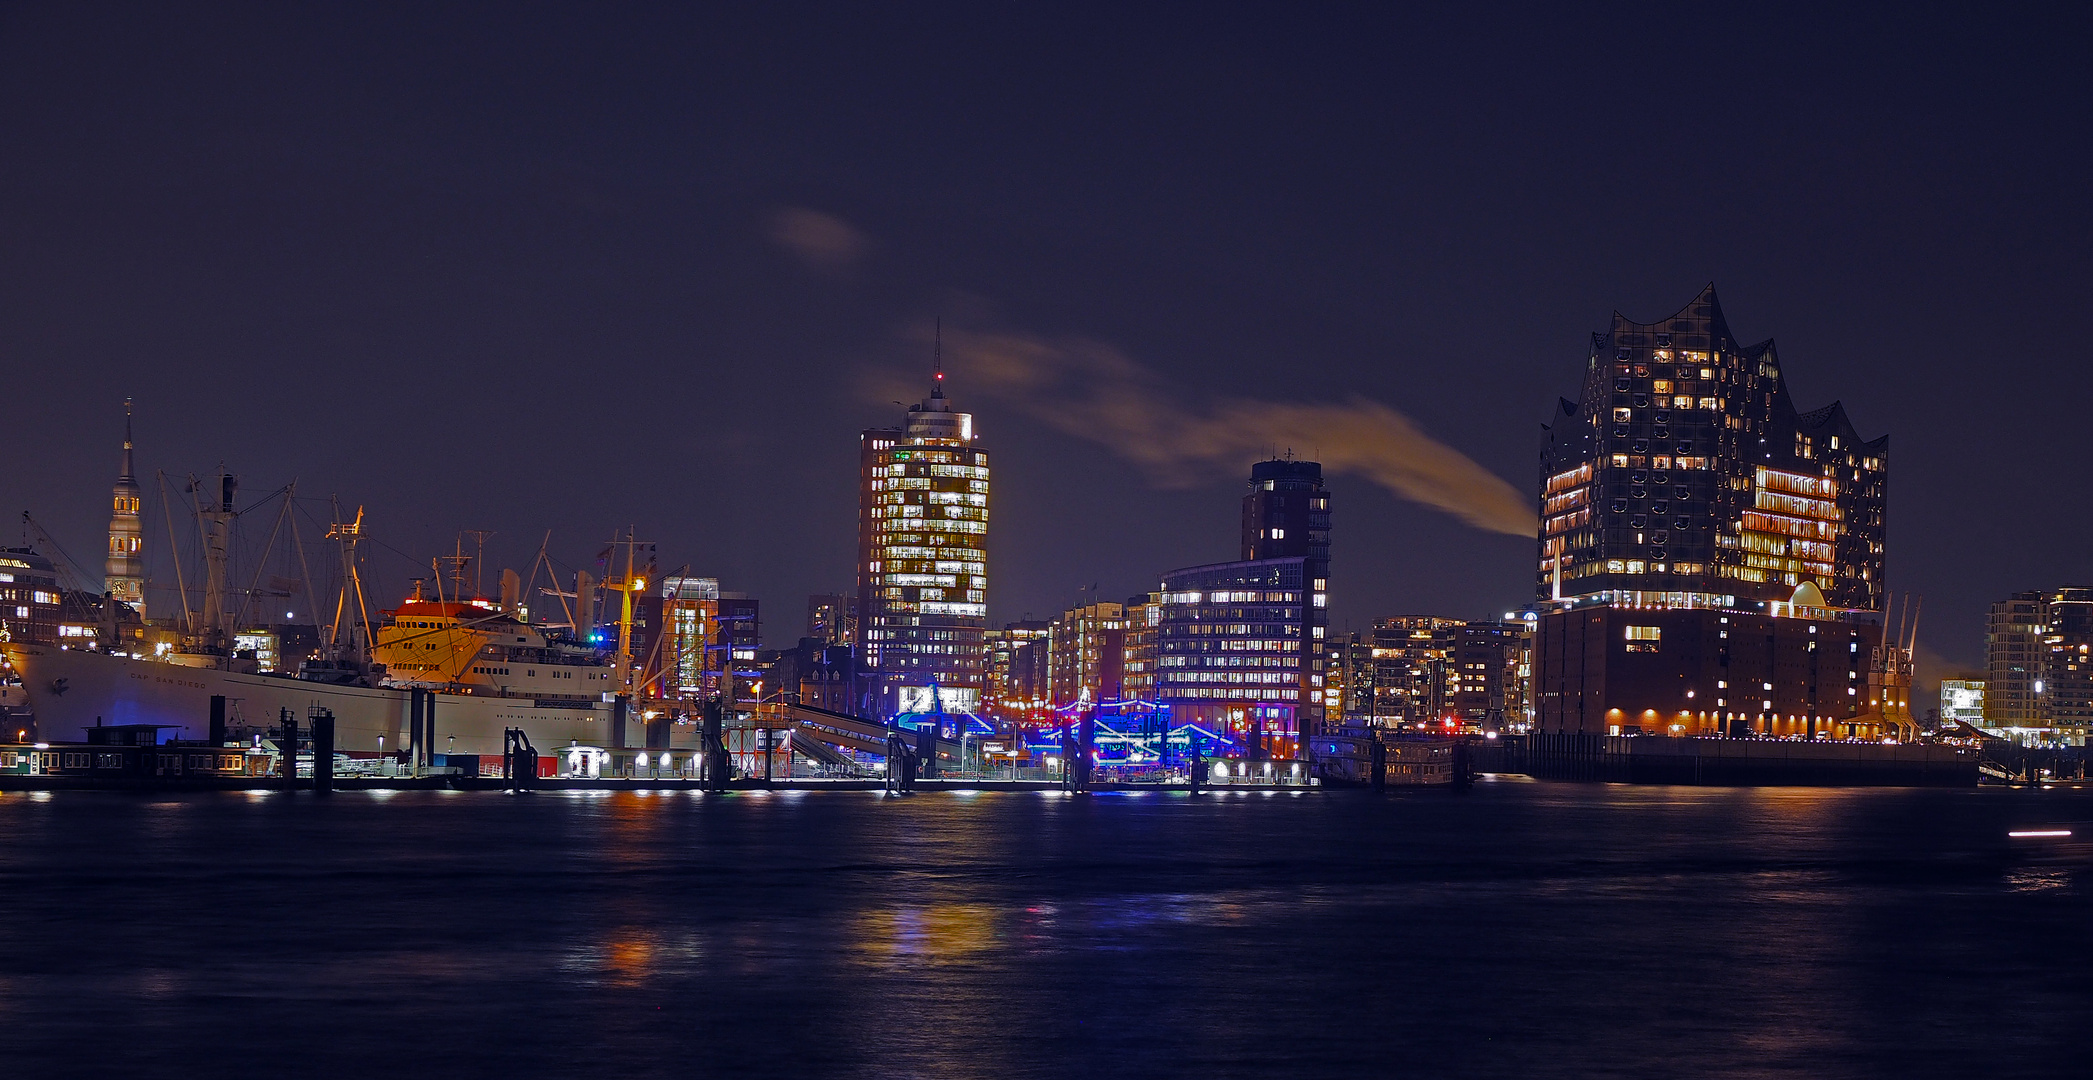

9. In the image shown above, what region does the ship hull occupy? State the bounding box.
[3,643,638,757]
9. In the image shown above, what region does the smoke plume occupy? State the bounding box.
[772,206,869,271]
[938,326,1535,536]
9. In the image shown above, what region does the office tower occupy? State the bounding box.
[1445,620,1527,732]
[719,593,762,700]
[854,367,990,717]
[761,637,858,714]
[0,548,63,645]
[1242,457,1330,582]
[105,401,145,617]
[1349,615,1531,732]
[1983,587,2093,745]
[1500,612,1537,732]
[984,619,1050,715]
[1986,591,2046,736]
[1937,679,1986,731]
[2044,587,2093,744]
[1047,601,1127,707]
[1534,286,1892,738]
[806,593,857,646]
[1008,636,1050,712]
[1327,632,1373,721]
[647,576,759,703]
[1156,458,1331,759]
[656,576,718,698]
[1365,616,1460,726]
[1121,593,1162,704]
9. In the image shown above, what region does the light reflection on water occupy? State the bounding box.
[0,784,2083,1078]
[558,927,707,988]
[2006,867,2072,892]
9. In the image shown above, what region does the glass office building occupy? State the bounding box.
[1534,286,1895,739]
[854,373,989,718]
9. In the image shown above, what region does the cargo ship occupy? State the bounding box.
[3,596,626,757]
[1,447,657,757]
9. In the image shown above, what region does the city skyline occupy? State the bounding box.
[0,282,2074,688]
[4,7,2089,680]
[0,11,2086,1078]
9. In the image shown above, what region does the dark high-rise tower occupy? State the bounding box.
[1241,458,1330,571]
[854,362,990,718]
[1154,458,1332,759]
[1534,286,1896,739]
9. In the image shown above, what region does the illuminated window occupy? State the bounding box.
[1613,407,1632,422]
[1625,626,1660,653]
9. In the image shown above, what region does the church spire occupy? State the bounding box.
[119,397,135,482]
[105,399,146,616]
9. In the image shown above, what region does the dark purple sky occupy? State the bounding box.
[2,4,2087,679]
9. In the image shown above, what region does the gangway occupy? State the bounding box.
[784,728,869,775]
[750,702,967,767]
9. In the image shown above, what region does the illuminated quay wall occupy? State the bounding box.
[1534,286,1893,739]
[1536,592,1883,738]
[854,375,989,719]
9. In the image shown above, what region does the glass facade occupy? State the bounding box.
[1983,587,2093,744]
[1939,679,1985,729]
[1156,556,1324,759]
[855,380,989,717]
[1534,288,1895,738]
[1537,284,1886,611]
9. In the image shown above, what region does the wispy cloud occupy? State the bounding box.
[936,325,1535,536]
[771,206,869,271]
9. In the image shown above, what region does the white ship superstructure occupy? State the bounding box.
[0,424,671,758]
[1,640,622,756]
[4,585,652,758]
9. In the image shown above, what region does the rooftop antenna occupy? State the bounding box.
[932,316,945,399]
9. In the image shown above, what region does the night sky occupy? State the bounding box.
[3,5,2087,686]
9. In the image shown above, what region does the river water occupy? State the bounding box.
[0,779,2086,1078]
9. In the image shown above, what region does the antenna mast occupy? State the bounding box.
[933,316,945,397]
[463,529,494,598]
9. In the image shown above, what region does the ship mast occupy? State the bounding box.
[197,470,237,653]
[326,502,372,666]
[612,527,645,695]
[436,535,472,601]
